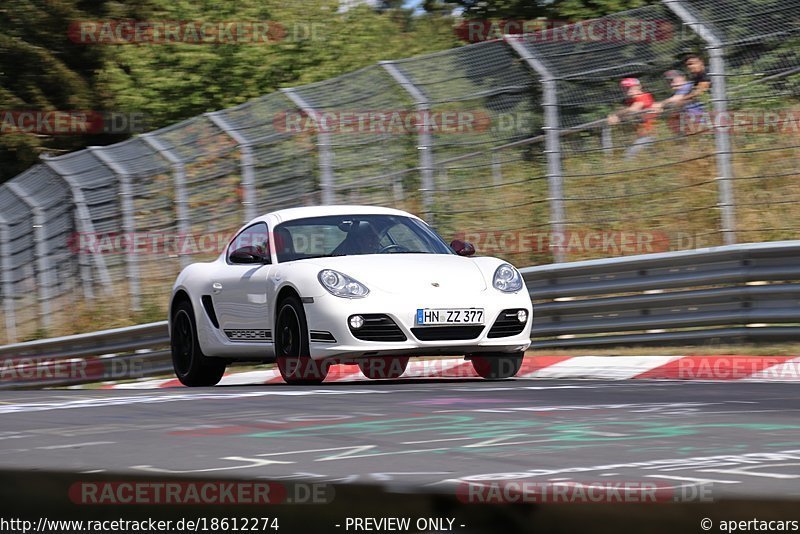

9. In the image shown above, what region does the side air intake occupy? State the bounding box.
[201,295,220,328]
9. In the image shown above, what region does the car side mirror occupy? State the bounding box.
[450,239,475,257]
[230,246,268,264]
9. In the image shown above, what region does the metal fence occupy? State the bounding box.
[1,0,798,342]
[3,240,799,389]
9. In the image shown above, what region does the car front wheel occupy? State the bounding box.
[470,352,524,380]
[171,300,226,386]
[275,295,328,385]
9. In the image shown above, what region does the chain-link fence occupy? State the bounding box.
[1,0,798,342]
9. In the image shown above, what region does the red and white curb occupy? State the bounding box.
[98,355,800,389]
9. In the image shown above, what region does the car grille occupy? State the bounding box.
[487,309,528,338]
[411,326,484,341]
[350,314,407,342]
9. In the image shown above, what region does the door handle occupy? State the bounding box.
[212,282,223,294]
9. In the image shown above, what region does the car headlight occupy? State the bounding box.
[318,269,370,298]
[493,263,523,293]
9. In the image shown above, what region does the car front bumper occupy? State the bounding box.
[303,289,532,360]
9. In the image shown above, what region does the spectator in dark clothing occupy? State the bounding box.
[684,54,712,103]
[608,78,657,159]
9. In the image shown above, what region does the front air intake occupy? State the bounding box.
[349,314,407,342]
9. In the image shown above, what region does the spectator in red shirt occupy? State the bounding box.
[608,78,657,159]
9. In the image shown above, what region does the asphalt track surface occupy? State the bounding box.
[1,378,800,499]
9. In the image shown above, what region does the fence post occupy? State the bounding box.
[89,147,141,312]
[206,111,258,223]
[505,35,566,262]
[141,133,192,269]
[601,124,613,155]
[491,151,503,185]
[5,183,52,331]
[0,216,16,343]
[281,88,335,205]
[663,0,737,245]
[41,157,112,297]
[380,61,435,221]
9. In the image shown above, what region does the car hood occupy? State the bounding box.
[302,254,488,294]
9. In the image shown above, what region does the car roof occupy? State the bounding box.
[261,205,421,225]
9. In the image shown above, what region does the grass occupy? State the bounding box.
[10,103,800,343]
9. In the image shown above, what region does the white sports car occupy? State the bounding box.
[169,206,532,385]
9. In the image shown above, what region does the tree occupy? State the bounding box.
[1,0,463,184]
[99,0,461,126]
[0,0,125,182]
[550,0,658,20]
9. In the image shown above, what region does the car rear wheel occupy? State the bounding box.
[358,356,409,379]
[171,300,226,387]
[275,295,328,385]
[471,352,524,380]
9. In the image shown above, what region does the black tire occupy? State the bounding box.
[471,352,524,380]
[171,300,226,386]
[275,295,328,385]
[359,356,409,379]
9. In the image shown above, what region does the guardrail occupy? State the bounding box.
[0,322,170,389]
[523,240,800,348]
[1,241,799,388]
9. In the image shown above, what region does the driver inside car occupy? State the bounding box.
[334,221,383,255]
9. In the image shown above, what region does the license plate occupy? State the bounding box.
[416,308,484,325]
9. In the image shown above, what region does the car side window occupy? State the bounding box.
[227,222,270,263]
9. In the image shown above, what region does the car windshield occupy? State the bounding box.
[273,214,453,262]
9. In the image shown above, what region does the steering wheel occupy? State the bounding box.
[378,244,411,254]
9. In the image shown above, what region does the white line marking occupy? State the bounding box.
[256,446,452,462]
[699,463,800,479]
[133,456,294,473]
[645,474,741,484]
[463,435,530,448]
[36,441,115,450]
[401,437,475,445]
[255,446,376,458]
[0,389,397,414]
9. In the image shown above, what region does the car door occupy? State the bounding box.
[212,222,273,343]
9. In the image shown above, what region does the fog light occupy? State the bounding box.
[349,315,365,329]
[517,310,528,323]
